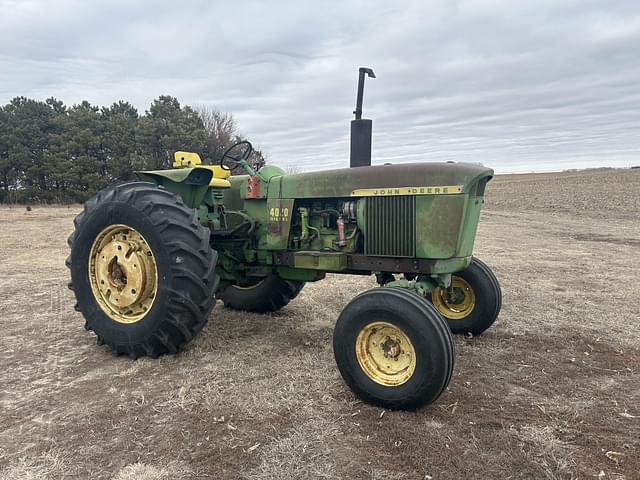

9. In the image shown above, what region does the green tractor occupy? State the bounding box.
[67,68,501,410]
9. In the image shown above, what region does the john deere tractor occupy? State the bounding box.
[67,68,501,410]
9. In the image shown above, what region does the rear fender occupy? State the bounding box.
[136,168,213,208]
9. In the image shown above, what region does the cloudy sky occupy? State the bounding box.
[1,0,639,172]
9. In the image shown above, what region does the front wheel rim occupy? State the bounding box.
[432,276,476,320]
[355,321,416,386]
[88,224,158,324]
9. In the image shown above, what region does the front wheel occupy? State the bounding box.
[333,288,455,410]
[429,257,502,336]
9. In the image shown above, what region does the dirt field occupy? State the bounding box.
[1,168,639,480]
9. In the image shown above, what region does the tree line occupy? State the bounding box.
[0,95,265,203]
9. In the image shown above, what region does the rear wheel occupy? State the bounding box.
[67,182,219,358]
[333,287,455,410]
[218,274,304,313]
[429,257,501,336]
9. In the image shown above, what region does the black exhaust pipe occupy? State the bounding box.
[350,67,375,168]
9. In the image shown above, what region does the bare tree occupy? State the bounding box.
[195,105,238,162]
[286,165,303,174]
[195,105,266,175]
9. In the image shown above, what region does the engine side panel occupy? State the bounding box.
[415,194,467,259]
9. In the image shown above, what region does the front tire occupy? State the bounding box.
[429,257,502,336]
[333,287,455,410]
[218,275,304,313]
[67,182,219,358]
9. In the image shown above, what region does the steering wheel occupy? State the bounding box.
[219,141,253,171]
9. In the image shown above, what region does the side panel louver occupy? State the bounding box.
[364,196,416,257]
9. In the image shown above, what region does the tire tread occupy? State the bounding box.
[219,275,304,313]
[66,181,218,358]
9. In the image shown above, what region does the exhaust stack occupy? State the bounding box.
[350,67,376,168]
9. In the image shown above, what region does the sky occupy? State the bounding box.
[1,0,639,173]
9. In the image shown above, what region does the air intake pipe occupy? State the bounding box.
[350,67,376,168]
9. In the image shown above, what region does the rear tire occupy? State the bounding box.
[218,275,304,313]
[333,287,455,410]
[429,257,502,336]
[66,182,219,358]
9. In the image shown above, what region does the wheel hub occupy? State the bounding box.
[381,336,401,359]
[432,276,476,320]
[89,224,158,324]
[355,321,416,386]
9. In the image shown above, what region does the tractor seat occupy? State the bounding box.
[173,151,231,188]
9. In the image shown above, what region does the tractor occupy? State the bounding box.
[67,68,501,410]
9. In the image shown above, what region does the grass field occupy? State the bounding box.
[1,168,639,479]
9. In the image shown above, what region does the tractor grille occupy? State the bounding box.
[364,196,415,257]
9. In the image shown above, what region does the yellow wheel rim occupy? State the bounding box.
[88,224,158,324]
[233,279,265,290]
[355,321,416,386]
[432,276,475,320]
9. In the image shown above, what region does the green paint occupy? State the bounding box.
[136,167,212,207]
[137,159,492,289]
[266,198,294,249]
[276,266,326,282]
[385,278,437,296]
[294,251,348,271]
[415,195,466,259]
[278,162,492,198]
[258,164,286,181]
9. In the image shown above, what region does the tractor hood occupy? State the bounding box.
[273,162,493,198]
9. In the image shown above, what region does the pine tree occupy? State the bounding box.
[0,95,264,202]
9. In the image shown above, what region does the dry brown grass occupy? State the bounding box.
[0,451,65,480]
[0,169,639,479]
[515,425,575,480]
[112,461,192,480]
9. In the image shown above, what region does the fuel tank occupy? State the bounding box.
[269,162,493,199]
